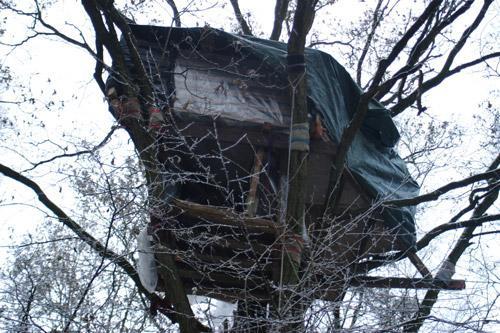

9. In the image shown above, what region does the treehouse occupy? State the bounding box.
[106,25,465,303]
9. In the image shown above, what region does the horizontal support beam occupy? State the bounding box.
[171,198,278,235]
[173,276,466,302]
[157,268,466,301]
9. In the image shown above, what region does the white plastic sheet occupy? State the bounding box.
[173,59,286,125]
[137,227,158,293]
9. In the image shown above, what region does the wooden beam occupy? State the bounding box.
[171,118,337,154]
[174,252,273,272]
[158,274,466,303]
[407,251,433,278]
[171,198,278,235]
[246,148,266,216]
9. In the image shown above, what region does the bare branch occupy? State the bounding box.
[404,154,500,332]
[0,164,145,297]
[0,162,210,331]
[22,125,120,172]
[390,0,496,116]
[270,0,289,40]
[165,0,181,27]
[356,0,385,86]
[356,155,500,274]
[307,38,355,49]
[417,214,500,250]
[472,230,500,238]
[229,0,253,36]
[384,168,500,207]
[0,100,22,105]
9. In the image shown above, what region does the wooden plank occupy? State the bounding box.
[171,117,338,154]
[407,251,432,278]
[176,268,269,291]
[172,119,290,149]
[157,274,466,302]
[246,149,266,216]
[171,198,278,235]
[174,252,273,272]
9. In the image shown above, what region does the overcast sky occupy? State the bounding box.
[0,1,498,330]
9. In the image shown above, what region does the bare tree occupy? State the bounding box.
[0,0,498,332]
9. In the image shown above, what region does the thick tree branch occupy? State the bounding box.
[391,51,500,116]
[376,0,475,101]
[404,154,500,332]
[81,3,206,331]
[229,0,253,36]
[390,0,495,117]
[384,168,500,207]
[93,33,106,94]
[99,1,155,106]
[272,1,318,330]
[322,0,443,214]
[270,0,289,40]
[369,0,442,90]
[165,0,181,27]
[322,63,420,215]
[356,0,384,86]
[82,0,134,97]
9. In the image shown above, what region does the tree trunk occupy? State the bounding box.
[272,1,317,331]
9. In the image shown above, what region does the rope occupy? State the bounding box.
[287,54,306,72]
[290,122,310,152]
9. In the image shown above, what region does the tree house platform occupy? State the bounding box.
[105,25,463,302]
[149,118,465,302]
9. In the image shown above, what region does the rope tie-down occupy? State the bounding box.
[290,122,310,152]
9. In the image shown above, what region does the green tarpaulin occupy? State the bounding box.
[113,25,420,247]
